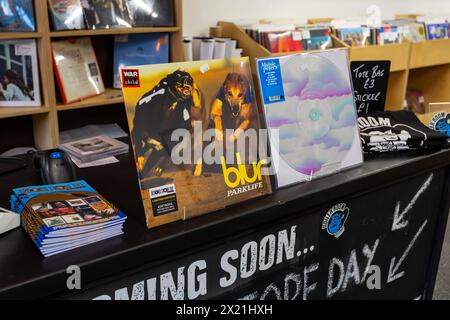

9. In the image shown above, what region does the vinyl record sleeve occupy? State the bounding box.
[256,49,364,189]
[48,0,85,31]
[113,33,169,89]
[126,0,174,27]
[0,0,35,32]
[425,22,449,40]
[0,39,41,107]
[52,37,105,104]
[120,58,272,228]
[12,180,127,257]
[81,0,132,29]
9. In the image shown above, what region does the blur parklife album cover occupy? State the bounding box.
[121,58,272,228]
[257,49,363,188]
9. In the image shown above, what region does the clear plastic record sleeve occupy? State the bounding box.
[52,37,105,104]
[256,49,364,189]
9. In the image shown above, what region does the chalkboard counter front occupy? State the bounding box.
[0,149,449,300]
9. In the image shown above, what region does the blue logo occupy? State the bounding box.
[50,151,63,159]
[322,203,349,238]
[435,115,450,136]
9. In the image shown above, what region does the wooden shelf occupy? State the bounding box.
[348,42,411,72]
[410,39,450,69]
[57,88,124,111]
[0,106,49,119]
[50,27,181,38]
[0,32,42,40]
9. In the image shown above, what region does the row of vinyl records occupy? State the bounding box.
[0,33,169,107]
[0,0,174,32]
[243,15,450,53]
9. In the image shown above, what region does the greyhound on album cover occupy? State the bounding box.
[121,58,272,228]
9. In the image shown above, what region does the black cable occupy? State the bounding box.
[0,157,28,176]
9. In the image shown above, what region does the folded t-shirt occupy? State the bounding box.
[358,110,449,153]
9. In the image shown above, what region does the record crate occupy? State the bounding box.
[216,21,411,111]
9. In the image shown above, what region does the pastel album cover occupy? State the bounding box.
[257,49,364,188]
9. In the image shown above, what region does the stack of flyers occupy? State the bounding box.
[60,135,129,163]
[11,180,127,257]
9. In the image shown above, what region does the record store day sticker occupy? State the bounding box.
[258,58,286,104]
[149,184,179,217]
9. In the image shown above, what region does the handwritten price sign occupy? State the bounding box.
[351,60,391,114]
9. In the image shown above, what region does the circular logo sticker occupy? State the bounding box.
[430,112,450,137]
[322,203,349,238]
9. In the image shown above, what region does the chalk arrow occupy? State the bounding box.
[392,173,433,231]
[387,220,428,283]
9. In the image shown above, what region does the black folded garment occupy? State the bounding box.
[358,110,449,153]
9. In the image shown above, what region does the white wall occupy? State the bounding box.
[183,0,450,36]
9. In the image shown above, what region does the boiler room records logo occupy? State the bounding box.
[429,112,450,137]
[322,203,349,238]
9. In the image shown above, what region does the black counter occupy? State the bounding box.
[0,149,449,299]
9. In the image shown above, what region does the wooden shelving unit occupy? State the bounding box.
[0,0,183,150]
[407,39,450,108]
[219,20,450,113]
